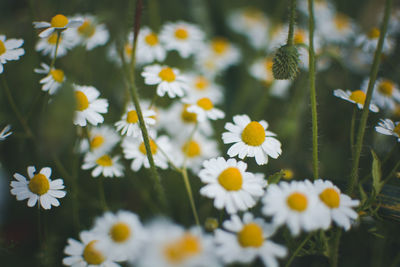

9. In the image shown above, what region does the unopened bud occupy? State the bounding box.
[272,44,299,80]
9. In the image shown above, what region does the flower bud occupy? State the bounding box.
[272,44,299,80]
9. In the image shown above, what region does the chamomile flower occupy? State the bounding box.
[298,0,334,21]
[185,74,223,104]
[63,230,122,267]
[92,211,145,261]
[199,157,266,214]
[355,27,394,54]
[35,32,75,58]
[0,125,12,141]
[262,180,327,236]
[33,14,83,38]
[34,63,65,95]
[82,153,124,178]
[186,97,225,122]
[135,220,219,267]
[73,84,109,127]
[115,103,156,137]
[64,15,109,50]
[318,13,357,43]
[361,78,400,110]
[313,179,360,230]
[80,125,120,154]
[215,213,287,266]
[122,133,171,171]
[159,21,205,58]
[10,166,66,210]
[141,64,189,98]
[0,35,24,74]
[333,89,379,112]
[136,27,166,64]
[375,118,400,141]
[222,115,282,165]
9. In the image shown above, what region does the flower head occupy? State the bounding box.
[333,89,379,112]
[82,153,124,178]
[136,27,166,64]
[375,118,400,142]
[115,103,156,137]
[0,125,12,141]
[34,63,65,95]
[0,35,24,74]
[33,14,83,38]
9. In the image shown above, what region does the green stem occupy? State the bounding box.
[350,107,356,158]
[308,0,319,180]
[287,0,297,46]
[285,233,313,267]
[98,177,108,211]
[181,168,200,226]
[347,0,392,195]
[329,229,342,267]
[382,160,400,185]
[49,31,61,70]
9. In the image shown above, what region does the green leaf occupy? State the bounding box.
[268,170,284,184]
[371,150,384,196]
[358,183,368,206]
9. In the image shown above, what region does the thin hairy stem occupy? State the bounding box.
[287,0,297,46]
[285,233,313,267]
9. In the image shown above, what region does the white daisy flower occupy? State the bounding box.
[92,211,145,261]
[80,125,121,154]
[115,103,156,137]
[298,0,334,21]
[262,180,328,236]
[160,102,214,138]
[333,89,379,112]
[34,63,65,95]
[361,78,400,110]
[73,84,109,127]
[33,14,83,38]
[227,8,270,49]
[0,125,12,141]
[318,13,357,44]
[136,27,166,65]
[375,118,400,141]
[63,230,122,267]
[186,97,225,122]
[159,21,205,58]
[356,27,394,54]
[64,15,109,50]
[185,74,223,104]
[10,166,66,210]
[0,35,24,74]
[35,32,75,58]
[122,133,171,171]
[199,157,266,214]
[82,153,124,178]
[313,179,360,230]
[215,212,287,266]
[173,133,220,172]
[222,114,282,165]
[141,64,189,98]
[134,219,219,267]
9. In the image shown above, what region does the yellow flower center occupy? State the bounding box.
[139,139,158,155]
[241,121,266,146]
[264,59,273,72]
[50,69,64,83]
[282,169,294,180]
[334,13,350,31]
[126,110,139,124]
[83,240,105,265]
[182,140,201,158]
[28,173,50,196]
[145,33,159,46]
[90,135,105,149]
[218,167,243,191]
[319,188,340,208]
[109,222,131,243]
[237,223,264,248]
[368,27,380,39]
[47,33,61,45]
[78,20,96,38]
[393,124,400,136]
[181,104,197,123]
[378,80,394,96]
[125,43,133,57]
[50,14,69,28]
[164,233,202,264]
[75,91,89,111]
[294,30,306,44]
[96,155,113,167]
[158,67,176,82]
[196,97,213,111]
[349,90,366,105]
[287,192,308,212]
[0,40,6,55]
[194,76,209,91]
[211,38,229,55]
[174,28,189,40]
